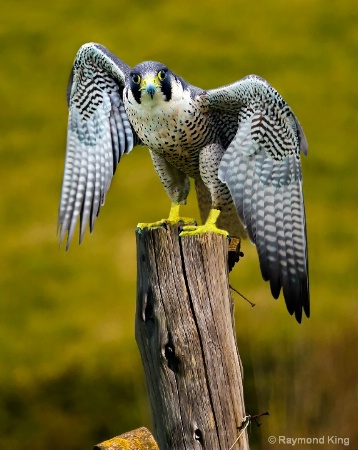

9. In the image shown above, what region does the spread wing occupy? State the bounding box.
[58,43,140,249]
[205,75,309,322]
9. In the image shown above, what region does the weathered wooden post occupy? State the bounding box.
[135,225,249,450]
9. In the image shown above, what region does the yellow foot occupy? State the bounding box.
[180,208,230,238]
[137,216,196,230]
[137,203,196,231]
[180,223,230,238]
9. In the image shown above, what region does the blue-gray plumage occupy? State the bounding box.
[58,42,309,322]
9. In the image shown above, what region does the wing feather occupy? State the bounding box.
[210,75,309,321]
[58,43,139,248]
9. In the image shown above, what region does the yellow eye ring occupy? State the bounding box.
[158,69,167,81]
[131,73,141,84]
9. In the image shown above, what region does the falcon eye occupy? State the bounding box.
[131,73,141,84]
[158,69,167,81]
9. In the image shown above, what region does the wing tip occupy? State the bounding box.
[57,220,76,251]
[270,277,281,300]
[263,268,310,323]
[284,277,310,324]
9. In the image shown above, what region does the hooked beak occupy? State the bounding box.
[140,77,159,99]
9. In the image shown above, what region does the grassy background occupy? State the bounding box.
[1,0,357,448]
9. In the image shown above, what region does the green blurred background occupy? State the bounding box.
[1,0,357,448]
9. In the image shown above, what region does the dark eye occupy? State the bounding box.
[131,73,141,84]
[158,69,167,81]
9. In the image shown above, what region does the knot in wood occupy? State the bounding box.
[163,340,180,373]
[194,428,204,444]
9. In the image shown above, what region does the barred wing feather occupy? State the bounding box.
[207,75,309,321]
[58,43,137,249]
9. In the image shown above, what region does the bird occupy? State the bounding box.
[58,42,310,323]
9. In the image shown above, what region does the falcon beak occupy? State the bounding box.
[140,77,159,99]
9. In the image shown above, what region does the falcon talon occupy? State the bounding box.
[58,42,310,322]
[178,219,197,227]
[179,222,229,238]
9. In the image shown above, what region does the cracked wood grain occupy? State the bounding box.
[135,226,249,450]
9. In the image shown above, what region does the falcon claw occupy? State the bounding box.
[137,217,197,231]
[179,223,230,238]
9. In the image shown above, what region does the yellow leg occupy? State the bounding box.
[137,203,196,230]
[180,208,229,237]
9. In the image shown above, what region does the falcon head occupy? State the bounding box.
[129,62,175,104]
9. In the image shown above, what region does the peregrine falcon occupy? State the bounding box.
[58,43,310,323]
